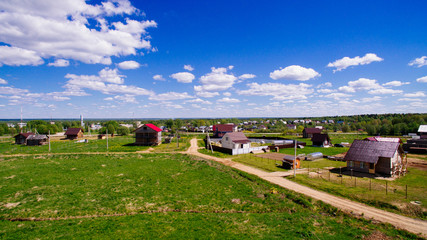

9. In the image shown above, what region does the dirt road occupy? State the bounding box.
[186,138,427,237]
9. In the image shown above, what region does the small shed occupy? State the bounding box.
[303,128,322,138]
[134,123,162,146]
[282,155,302,169]
[65,128,84,140]
[344,140,405,176]
[26,135,48,146]
[221,132,251,149]
[14,132,35,145]
[418,125,427,139]
[311,133,332,147]
[98,134,106,139]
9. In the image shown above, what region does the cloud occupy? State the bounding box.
[185,98,212,105]
[398,98,422,102]
[48,59,69,67]
[317,88,334,93]
[223,92,232,96]
[149,92,194,101]
[317,82,332,88]
[0,0,156,66]
[0,46,44,66]
[237,82,313,100]
[0,86,29,95]
[327,53,383,72]
[64,67,153,96]
[238,74,256,80]
[338,78,382,92]
[184,64,194,71]
[368,88,403,95]
[383,81,410,87]
[170,72,195,83]
[408,56,427,67]
[403,91,425,97]
[417,76,427,83]
[195,66,238,91]
[217,97,241,103]
[270,65,320,81]
[195,91,220,98]
[118,60,140,70]
[324,92,352,100]
[0,78,7,84]
[153,74,165,81]
[361,96,382,102]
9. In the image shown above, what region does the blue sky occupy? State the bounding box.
[0,0,426,119]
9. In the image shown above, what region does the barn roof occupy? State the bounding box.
[344,140,401,164]
[144,123,162,132]
[304,128,322,134]
[65,128,83,135]
[418,125,427,133]
[27,134,48,140]
[364,136,402,143]
[224,132,251,144]
[214,124,235,132]
[311,133,330,142]
[14,132,35,138]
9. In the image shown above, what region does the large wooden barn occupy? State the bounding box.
[14,132,35,145]
[344,140,406,176]
[26,135,48,146]
[134,124,162,146]
[302,128,322,138]
[64,128,84,140]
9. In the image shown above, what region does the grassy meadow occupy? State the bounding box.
[0,153,418,239]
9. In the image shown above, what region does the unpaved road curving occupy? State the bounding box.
[186,138,427,237]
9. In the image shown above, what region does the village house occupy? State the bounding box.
[14,132,35,145]
[221,132,251,150]
[418,125,427,139]
[64,128,84,140]
[311,133,332,147]
[26,134,48,146]
[134,123,162,146]
[344,140,406,176]
[302,127,322,138]
[213,124,237,138]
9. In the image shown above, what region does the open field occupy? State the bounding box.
[0,135,191,155]
[0,153,418,239]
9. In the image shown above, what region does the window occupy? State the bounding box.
[225,137,228,141]
[360,162,364,169]
[348,161,353,167]
[369,163,375,169]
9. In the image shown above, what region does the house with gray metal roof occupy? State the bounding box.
[344,140,406,176]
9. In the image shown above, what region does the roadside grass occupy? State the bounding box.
[0,154,419,239]
[0,135,192,155]
[288,167,427,220]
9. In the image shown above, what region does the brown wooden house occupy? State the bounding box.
[14,132,35,145]
[344,140,406,176]
[213,124,237,138]
[64,128,84,140]
[302,128,321,138]
[134,124,162,146]
[26,135,48,146]
[311,133,332,147]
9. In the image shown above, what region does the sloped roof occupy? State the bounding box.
[144,123,162,132]
[344,140,401,164]
[224,132,251,144]
[65,128,83,135]
[304,128,322,134]
[364,136,402,143]
[214,124,235,132]
[311,133,330,143]
[14,132,34,138]
[418,125,427,133]
[27,134,48,140]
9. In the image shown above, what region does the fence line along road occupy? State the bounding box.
[186,138,427,238]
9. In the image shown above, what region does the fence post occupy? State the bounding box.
[329,170,330,181]
[369,178,371,191]
[354,177,356,187]
[341,174,343,184]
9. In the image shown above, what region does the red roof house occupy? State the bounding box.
[303,128,322,138]
[134,124,162,146]
[213,124,237,138]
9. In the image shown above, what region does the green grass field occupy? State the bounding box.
[0,135,191,155]
[0,154,418,239]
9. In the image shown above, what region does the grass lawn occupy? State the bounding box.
[0,154,418,239]
[0,135,192,155]
[288,167,427,220]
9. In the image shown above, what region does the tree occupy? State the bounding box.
[116,126,130,136]
[107,124,115,135]
[342,125,350,133]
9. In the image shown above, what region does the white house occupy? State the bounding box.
[221,132,251,149]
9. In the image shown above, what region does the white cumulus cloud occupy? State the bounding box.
[408,56,427,67]
[327,53,383,72]
[48,59,69,67]
[217,97,241,103]
[149,92,194,101]
[195,91,220,98]
[270,65,320,81]
[0,46,44,66]
[417,76,427,83]
[403,91,425,97]
[170,72,195,83]
[195,66,238,91]
[237,82,313,101]
[184,64,194,71]
[383,81,410,87]
[0,78,7,84]
[238,74,256,80]
[118,60,140,70]
[153,74,165,81]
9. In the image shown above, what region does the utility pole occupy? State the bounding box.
[294,138,297,177]
[48,130,51,152]
[106,128,109,151]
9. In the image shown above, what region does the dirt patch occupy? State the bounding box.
[362,231,393,240]
[4,202,20,209]
[406,157,427,170]
[256,153,286,161]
